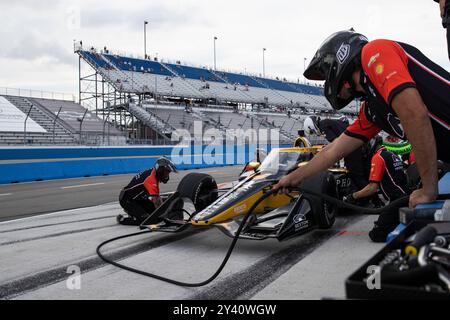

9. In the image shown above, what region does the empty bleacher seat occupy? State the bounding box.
[77,49,357,114]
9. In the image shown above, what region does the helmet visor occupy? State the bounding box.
[166,161,178,173]
[324,62,355,110]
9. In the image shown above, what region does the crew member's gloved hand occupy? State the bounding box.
[343,193,358,205]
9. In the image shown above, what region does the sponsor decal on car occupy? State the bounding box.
[233,204,247,214]
[293,213,306,223]
[336,177,352,188]
[293,213,309,231]
[194,180,258,220]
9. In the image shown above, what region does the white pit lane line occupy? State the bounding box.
[0,193,12,197]
[61,183,106,190]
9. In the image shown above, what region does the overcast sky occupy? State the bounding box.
[0,0,448,96]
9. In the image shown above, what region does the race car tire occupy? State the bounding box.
[300,171,337,229]
[177,173,218,212]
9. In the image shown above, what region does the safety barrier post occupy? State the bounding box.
[23,105,33,145]
[53,107,62,144]
[78,109,88,145]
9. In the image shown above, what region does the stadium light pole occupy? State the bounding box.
[214,36,218,70]
[144,21,149,59]
[303,57,307,84]
[263,48,267,78]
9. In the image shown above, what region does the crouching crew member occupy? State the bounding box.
[343,136,411,242]
[117,157,178,226]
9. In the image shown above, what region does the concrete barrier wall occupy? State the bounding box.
[0,146,174,160]
[0,144,290,184]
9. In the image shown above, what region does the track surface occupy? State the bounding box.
[0,166,241,221]
[0,166,383,300]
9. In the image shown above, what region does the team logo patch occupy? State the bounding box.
[375,63,384,75]
[367,53,380,68]
[386,71,397,80]
[387,114,405,138]
[336,43,351,64]
[359,35,369,42]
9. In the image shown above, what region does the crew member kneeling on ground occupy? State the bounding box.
[343,136,411,242]
[117,157,178,226]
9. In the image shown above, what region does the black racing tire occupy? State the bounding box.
[300,171,337,229]
[177,173,218,212]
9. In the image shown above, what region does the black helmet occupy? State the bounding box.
[337,115,350,126]
[154,157,178,184]
[304,29,368,110]
[368,135,383,157]
[303,116,322,135]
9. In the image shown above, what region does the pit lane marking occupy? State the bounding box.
[61,183,105,189]
[0,193,12,197]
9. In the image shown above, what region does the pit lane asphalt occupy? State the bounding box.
[0,204,380,300]
[0,165,383,300]
[0,166,243,222]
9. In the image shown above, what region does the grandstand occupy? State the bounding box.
[74,44,357,145]
[0,93,124,146]
[0,44,357,146]
[78,48,358,112]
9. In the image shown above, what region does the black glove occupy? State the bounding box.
[343,193,358,205]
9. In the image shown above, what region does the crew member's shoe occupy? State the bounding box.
[369,222,398,243]
[368,208,400,243]
[116,214,140,226]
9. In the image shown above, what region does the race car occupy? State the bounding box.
[139,147,354,242]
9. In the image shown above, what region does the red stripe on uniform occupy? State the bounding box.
[405,52,450,130]
[406,52,450,85]
[428,112,450,130]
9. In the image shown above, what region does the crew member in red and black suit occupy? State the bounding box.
[343,136,411,242]
[274,29,450,210]
[117,157,177,226]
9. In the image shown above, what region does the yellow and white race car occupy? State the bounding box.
[140,147,353,241]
